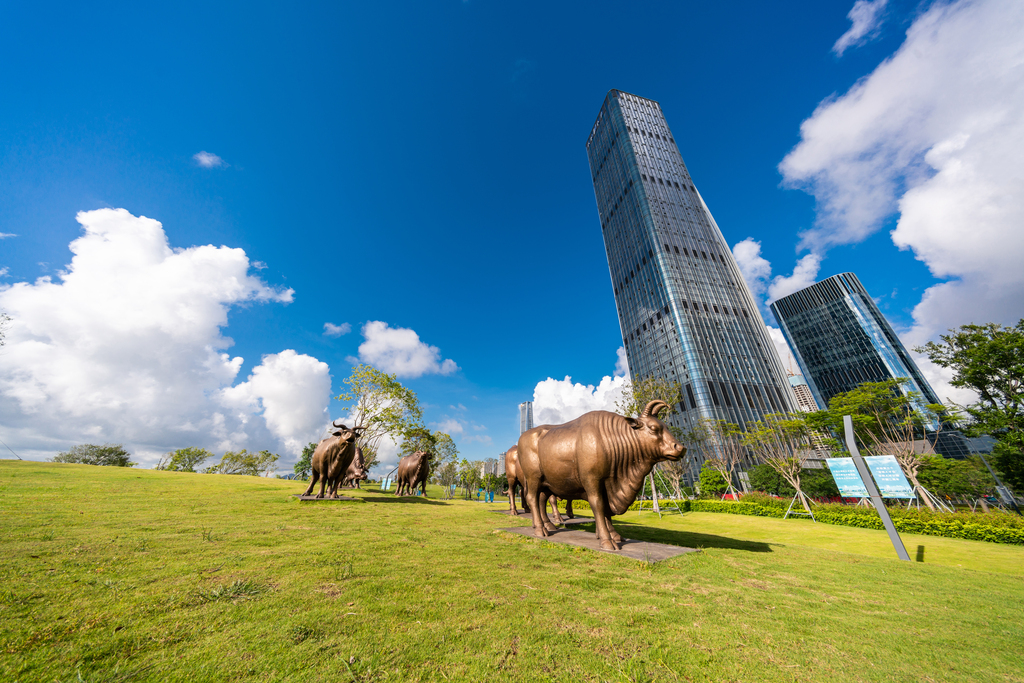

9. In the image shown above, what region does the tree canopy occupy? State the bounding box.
[157,447,214,473]
[917,321,1024,491]
[208,449,279,476]
[52,444,135,467]
[337,364,423,469]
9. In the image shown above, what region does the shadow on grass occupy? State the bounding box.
[357,495,449,506]
[580,520,773,553]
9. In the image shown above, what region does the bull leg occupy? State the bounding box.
[548,496,565,524]
[520,484,530,513]
[605,510,622,543]
[302,471,319,497]
[565,499,575,519]
[526,486,548,538]
[508,479,518,515]
[420,479,427,497]
[585,490,620,551]
[538,492,558,532]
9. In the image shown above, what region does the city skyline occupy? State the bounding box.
[0,1,1021,472]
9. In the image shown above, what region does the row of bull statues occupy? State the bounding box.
[301,420,432,500]
[302,400,685,552]
[507,400,685,551]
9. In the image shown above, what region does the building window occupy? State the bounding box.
[673,246,680,254]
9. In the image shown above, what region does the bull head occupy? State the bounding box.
[625,400,685,461]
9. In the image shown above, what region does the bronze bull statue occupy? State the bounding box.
[302,421,365,499]
[342,446,369,489]
[395,450,432,497]
[517,400,684,551]
[505,444,575,520]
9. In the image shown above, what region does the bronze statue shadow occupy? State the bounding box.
[358,494,449,506]
[580,519,773,553]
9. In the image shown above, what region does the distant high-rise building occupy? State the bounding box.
[771,272,941,425]
[788,374,820,413]
[586,90,798,481]
[519,401,534,434]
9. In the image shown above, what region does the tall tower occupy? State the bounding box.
[770,272,941,423]
[518,401,534,435]
[586,90,798,449]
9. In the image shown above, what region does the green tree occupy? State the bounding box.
[294,442,317,479]
[157,447,214,472]
[917,321,1024,492]
[52,444,135,467]
[697,461,727,497]
[805,379,942,510]
[337,364,422,464]
[743,413,817,515]
[917,455,993,500]
[209,449,279,476]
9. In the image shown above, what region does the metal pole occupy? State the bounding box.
[844,415,910,561]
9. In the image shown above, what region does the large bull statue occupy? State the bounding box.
[302,421,365,499]
[342,446,369,489]
[517,400,684,551]
[395,450,432,497]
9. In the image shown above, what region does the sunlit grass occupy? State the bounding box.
[1,461,1022,682]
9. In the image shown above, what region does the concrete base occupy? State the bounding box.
[499,526,698,562]
[293,494,358,501]
[492,509,595,526]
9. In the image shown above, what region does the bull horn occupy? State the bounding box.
[331,419,347,428]
[352,424,367,432]
[641,400,670,418]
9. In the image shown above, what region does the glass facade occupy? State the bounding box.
[587,90,799,480]
[771,272,942,425]
[518,401,534,435]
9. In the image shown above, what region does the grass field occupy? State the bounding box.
[2,461,1022,682]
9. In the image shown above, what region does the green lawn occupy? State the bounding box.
[2,461,1022,682]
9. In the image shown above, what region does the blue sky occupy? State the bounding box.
[2,0,1022,470]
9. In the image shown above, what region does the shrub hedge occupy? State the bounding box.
[552,495,1024,545]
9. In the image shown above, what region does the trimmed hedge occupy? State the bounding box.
[551,496,1024,545]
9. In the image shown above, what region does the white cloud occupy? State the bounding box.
[434,418,464,435]
[833,0,889,56]
[614,345,630,379]
[0,267,8,278]
[766,326,798,374]
[0,208,333,466]
[532,350,630,425]
[323,322,351,337]
[781,0,1024,345]
[219,350,331,456]
[356,321,459,378]
[533,374,627,426]
[767,253,822,303]
[0,233,17,239]
[193,151,227,168]
[732,238,772,298]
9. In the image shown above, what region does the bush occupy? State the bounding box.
[698,462,727,497]
[51,444,135,467]
[813,504,1024,544]
[746,464,839,498]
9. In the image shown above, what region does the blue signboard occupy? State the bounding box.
[825,458,868,498]
[864,455,915,498]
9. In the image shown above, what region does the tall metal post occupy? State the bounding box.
[843,415,910,561]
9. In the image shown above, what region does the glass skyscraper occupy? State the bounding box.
[518,401,534,435]
[586,90,798,450]
[770,272,941,421]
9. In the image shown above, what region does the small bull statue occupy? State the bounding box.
[302,421,365,499]
[342,446,369,489]
[395,450,432,497]
[517,400,684,551]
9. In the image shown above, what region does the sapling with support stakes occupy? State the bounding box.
[743,413,817,521]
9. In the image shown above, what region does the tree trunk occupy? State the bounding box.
[908,473,936,511]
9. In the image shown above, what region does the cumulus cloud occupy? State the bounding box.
[323,322,351,337]
[193,151,227,168]
[732,238,772,299]
[781,0,1024,363]
[614,346,630,379]
[0,208,331,465]
[767,253,822,303]
[532,349,629,425]
[434,418,464,435]
[355,321,458,378]
[833,0,889,56]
